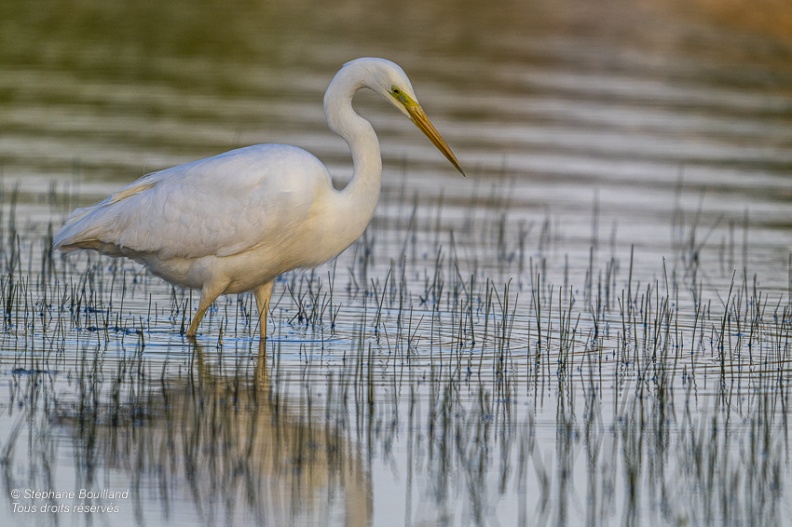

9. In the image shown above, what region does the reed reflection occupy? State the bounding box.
[57,340,372,527]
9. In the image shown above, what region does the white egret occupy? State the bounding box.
[54,57,463,339]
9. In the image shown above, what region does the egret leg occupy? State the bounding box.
[253,280,275,340]
[186,285,224,337]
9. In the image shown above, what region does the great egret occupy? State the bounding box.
[54,57,463,339]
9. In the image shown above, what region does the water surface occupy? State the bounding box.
[1,0,791,525]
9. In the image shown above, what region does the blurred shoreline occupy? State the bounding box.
[650,0,792,50]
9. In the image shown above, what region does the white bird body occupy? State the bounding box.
[54,58,462,338]
[58,144,361,289]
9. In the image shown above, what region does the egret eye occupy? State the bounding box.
[391,87,409,104]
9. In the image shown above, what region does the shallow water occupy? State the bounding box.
[1,0,792,526]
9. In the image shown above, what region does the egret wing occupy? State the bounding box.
[54,144,330,260]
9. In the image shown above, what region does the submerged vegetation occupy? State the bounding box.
[0,175,791,527]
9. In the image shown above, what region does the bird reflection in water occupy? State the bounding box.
[56,341,373,526]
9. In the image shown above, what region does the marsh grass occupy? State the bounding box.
[0,175,790,526]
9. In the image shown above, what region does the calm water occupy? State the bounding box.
[1,0,792,525]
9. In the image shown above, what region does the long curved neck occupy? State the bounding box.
[324,66,383,241]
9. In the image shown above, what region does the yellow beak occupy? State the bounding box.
[405,103,465,176]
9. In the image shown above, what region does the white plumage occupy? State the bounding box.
[54,57,463,339]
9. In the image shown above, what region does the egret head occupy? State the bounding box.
[342,58,465,176]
